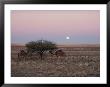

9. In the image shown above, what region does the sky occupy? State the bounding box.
[11,10,100,45]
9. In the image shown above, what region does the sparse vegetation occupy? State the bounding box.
[11,44,100,77]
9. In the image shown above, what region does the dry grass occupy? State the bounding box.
[11,45,100,77]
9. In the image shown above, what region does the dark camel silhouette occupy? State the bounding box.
[18,50,32,58]
[49,49,66,57]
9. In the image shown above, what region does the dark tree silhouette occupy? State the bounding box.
[25,40,57,59]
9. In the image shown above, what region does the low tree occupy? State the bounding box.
[25,40,57,59]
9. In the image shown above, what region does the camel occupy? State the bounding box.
[18,50,27,58]
[49,49,66,57]
[18,50,32,61]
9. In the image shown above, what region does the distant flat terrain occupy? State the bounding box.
[11,44,100,77]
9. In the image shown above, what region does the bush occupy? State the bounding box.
[25,40,57,59]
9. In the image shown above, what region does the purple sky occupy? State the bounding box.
[11,10,100,44]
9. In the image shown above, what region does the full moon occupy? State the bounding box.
[66,36,70,40]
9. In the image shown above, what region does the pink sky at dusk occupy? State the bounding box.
[11,10,100,44]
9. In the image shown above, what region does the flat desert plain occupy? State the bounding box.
[11,44,100,77]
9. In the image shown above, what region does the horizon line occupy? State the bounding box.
[11,43,100,47]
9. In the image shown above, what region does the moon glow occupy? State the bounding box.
[66,36,70,40]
